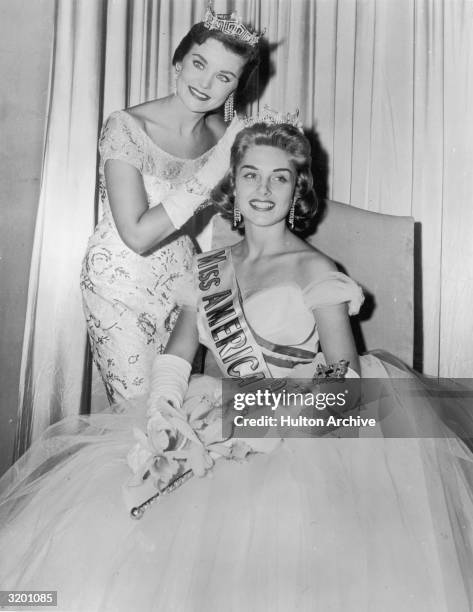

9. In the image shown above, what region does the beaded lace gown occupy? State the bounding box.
[80,110,239,402]
[1,264,473,611]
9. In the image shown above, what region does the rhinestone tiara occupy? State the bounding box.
[244,106,304,132]
[203,4,264,47]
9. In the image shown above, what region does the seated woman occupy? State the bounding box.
[1,120,472,612]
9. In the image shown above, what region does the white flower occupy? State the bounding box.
[127,433,153,476]
[147,416,171,453]
[184,443,214,477]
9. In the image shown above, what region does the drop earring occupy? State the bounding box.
[174,65,181,96]
[233,205,241,227]
[288,200,295,229]
[224,92,235,123]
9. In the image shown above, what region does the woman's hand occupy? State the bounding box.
[193,117,243,189]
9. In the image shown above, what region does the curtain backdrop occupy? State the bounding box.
[15,0,473,457]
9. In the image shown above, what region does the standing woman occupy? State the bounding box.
[81,6,263,403]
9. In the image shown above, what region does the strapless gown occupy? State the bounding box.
[1,280,472,611]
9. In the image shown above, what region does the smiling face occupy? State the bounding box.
[234,145,297,228]
[176,38,246,113]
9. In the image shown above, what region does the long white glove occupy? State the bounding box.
[194,116,243,187]
[161,117,244,229]
[161,188,209,230]
[148,354,192,412]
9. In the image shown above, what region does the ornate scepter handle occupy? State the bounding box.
[130,469,194,519]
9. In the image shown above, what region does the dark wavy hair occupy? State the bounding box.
[172,23,260,100]
[211,123,318,235]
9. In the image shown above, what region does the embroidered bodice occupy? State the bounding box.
[94,110,241,242]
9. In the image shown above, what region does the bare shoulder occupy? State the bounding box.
[126,98,169,128]
[296,243,338,286]
[205,113,227,139]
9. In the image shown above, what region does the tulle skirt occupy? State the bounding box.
[1,353,473,611]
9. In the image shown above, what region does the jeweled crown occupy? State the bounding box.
[203,4,264,47]
[244,106,304,132]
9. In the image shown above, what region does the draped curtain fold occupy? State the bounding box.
[15,0,473,456]
[14,0,106,458]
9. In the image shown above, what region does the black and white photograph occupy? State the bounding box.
[1,0,473,610]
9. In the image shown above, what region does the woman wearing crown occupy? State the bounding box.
[1,118,473,611]
[80,6,263,404]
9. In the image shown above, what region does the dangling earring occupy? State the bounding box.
[224,92,235,123]
[288,200,295,229]
[173,65,181,96]
[233,205,241,228]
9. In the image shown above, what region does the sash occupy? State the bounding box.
[252,329,317,368]
[196,248,272,382]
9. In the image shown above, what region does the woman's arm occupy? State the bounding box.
[311,303,361,428]
[313,302,361,376]
[104,112,243,254]
[105,160,180,254]
[147,308,200,410]
[103,112,244,254]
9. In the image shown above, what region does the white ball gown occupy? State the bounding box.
[1,248,473,611]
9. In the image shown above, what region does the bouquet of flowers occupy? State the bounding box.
[126,377,253,517]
